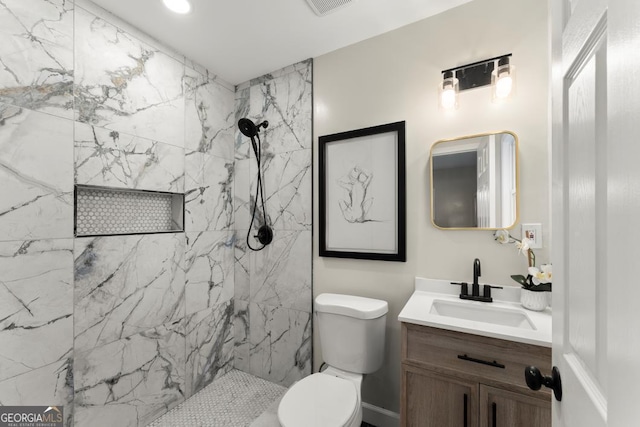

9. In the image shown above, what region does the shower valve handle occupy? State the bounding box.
[255,225,273,245]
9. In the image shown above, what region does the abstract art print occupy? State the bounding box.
[319,121,406,261]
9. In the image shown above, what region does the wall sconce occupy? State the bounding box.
[440,54,513,110]
[439,70,459,110]
[492,56,514,101]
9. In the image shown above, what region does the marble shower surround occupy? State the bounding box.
[71,2,237,424]
[0,1,312,425]
[73,234,186,351]
[74,123,185,192]
[233,60,313,387]
[73,6,185,146]
[0,1,237,426]
[0,105,74,240]
[74,320,187,427]
[184,151,234,232]
[185,67,235,160]
[0,0,74,119]
[0,239,73,382]
[185,231,234,315]
[0,7,76,412]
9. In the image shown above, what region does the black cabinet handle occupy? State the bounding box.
[492,402,497,427]
[463,393,468,427]
[458,354,505,369]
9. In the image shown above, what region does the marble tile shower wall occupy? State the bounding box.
[233,60,313,386]
[0,1,235,426]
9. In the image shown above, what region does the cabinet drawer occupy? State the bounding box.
[402,323,551,392]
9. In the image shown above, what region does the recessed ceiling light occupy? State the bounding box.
[163,0,191,14]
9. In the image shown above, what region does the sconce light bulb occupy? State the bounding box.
[495,74,513,99]
[441,87,457,110]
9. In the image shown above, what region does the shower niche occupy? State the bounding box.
[75,185,184,237]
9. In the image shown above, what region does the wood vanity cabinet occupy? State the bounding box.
[401,323,551,427]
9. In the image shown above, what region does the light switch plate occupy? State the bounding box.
[521,223,542,249]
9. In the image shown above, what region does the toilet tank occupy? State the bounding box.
[315,293,388,374]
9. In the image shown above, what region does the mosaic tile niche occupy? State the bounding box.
[75,186,184,236]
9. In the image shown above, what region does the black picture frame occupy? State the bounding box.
[319,121,406,262]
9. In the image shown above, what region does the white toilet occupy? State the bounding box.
[278,293,388,427]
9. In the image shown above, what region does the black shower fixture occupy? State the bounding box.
[238,118,273,251]
[238,118,268,138]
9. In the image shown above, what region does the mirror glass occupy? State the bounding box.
[430,131,518,229]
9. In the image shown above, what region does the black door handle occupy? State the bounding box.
[525,365,563,401]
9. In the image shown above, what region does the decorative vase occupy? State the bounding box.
[520,289,548,311]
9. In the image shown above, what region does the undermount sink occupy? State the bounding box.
[429,299,536,330]
[399,278,552,346]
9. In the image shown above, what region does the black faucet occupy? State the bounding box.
[450,258,502,302]
[472,258,481,296]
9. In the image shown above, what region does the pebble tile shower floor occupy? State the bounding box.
[149,370,286,427]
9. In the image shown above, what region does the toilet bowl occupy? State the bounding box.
[277,293,388,427]
[277,367,362,427]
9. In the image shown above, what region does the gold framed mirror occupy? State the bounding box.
[430,131,519,230]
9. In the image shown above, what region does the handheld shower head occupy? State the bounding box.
[238,118,269,138]
[238,118,258,137]
[238,117,273,251]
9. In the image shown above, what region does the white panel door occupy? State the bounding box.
[551,0,607,424]
[551,0,640,425]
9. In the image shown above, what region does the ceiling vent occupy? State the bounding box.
[305,0,357,16]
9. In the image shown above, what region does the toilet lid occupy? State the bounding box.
[278,373,358,427]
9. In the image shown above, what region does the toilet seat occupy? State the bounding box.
[278,373,359,427]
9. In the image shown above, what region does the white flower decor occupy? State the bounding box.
[493,229,551,292]
[528,264,552,285]
[494,229,510,244]
[516,238,531,256]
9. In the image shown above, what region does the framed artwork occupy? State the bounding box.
[319,121,406,262]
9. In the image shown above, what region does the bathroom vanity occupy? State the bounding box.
[399,278,552,427]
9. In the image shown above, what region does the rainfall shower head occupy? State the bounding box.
[238,118,268,138]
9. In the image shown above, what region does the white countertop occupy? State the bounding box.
[398,277,552,347]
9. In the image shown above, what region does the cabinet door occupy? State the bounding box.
[479,385,551,427]
[402,364,478,427]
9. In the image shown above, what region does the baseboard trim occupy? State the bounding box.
[362,402,400,427]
